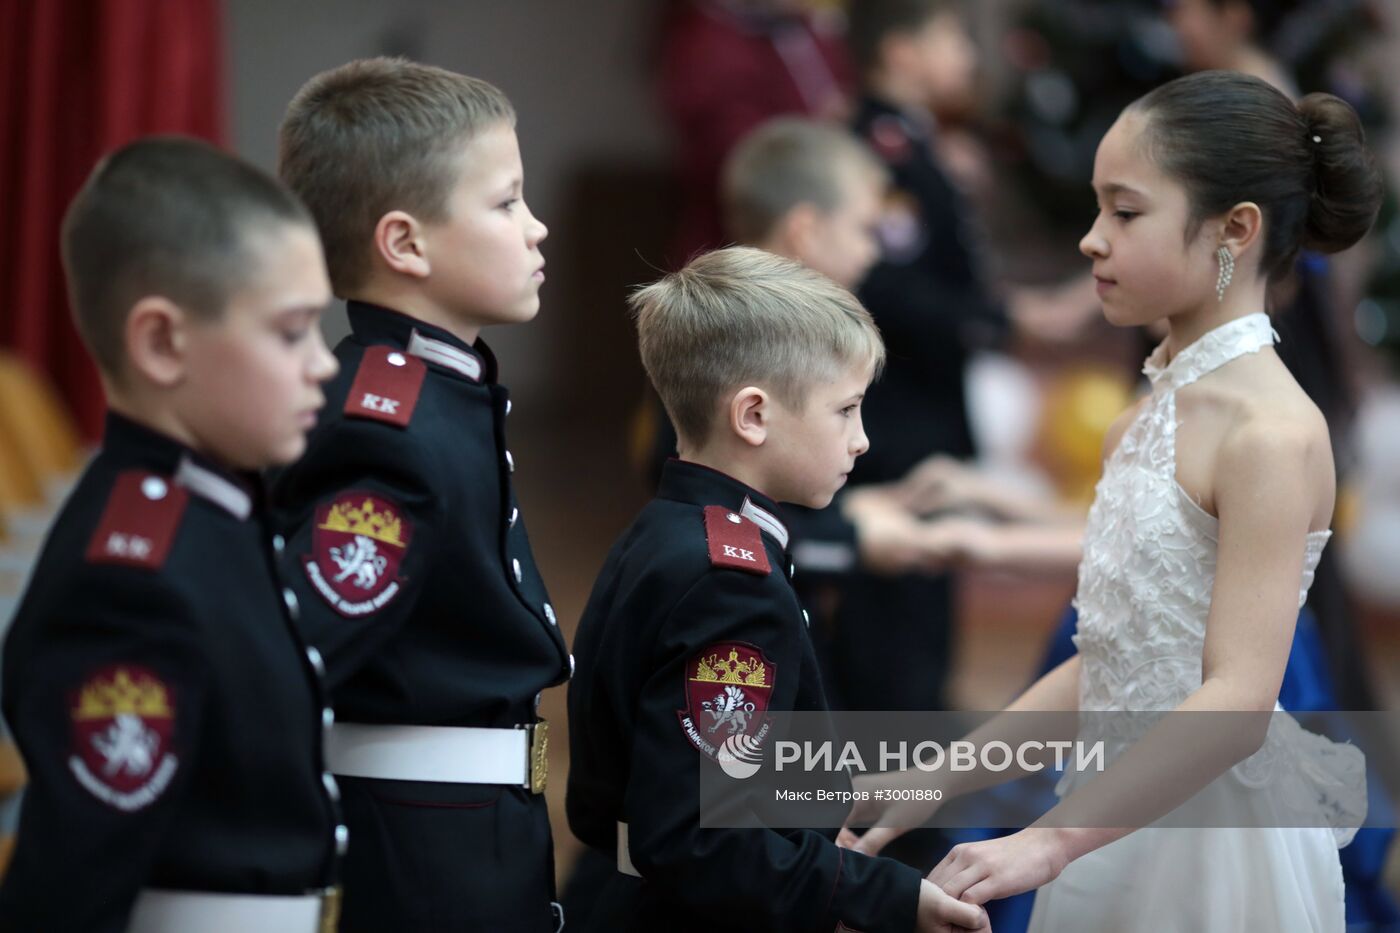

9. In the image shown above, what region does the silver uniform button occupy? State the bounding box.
[272,534,285,554]
[726,512,742,524]
[802,609,810,627]
[386,352,407,367]
[543,603,556,625]
[506,399,513,416]
[568,653,576,677]
[534,692,543,712]
[283,588,300,618]
[322,772,340,802]
[506,450,515,473]
[509,507,519,527]
[335,824,350,856]
[322,707,335,729]
[788,562,796,579]
[141,477,168,500]
[512,559,523,583]
[306,646,326,678]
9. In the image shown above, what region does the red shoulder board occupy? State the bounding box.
[85,471,188,569]
[344,346,426,428]
[703,505,771,575]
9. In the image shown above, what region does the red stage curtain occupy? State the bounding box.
[0,0,224,440]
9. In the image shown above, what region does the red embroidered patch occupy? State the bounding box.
[85,471,188,569]
[344,345,425,427]
[302,492,412,617]
[703,505,771,575]
[68,665,179,811]
[676,643,775,767]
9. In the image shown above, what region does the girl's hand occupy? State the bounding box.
[927,829,1071,905]
[835,770,945,857]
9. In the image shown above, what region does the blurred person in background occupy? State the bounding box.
[833,0,1093,721]
[657,0,853,267]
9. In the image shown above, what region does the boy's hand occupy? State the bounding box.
[916,879,990,932]
[927,829,1070,906]
[909,517,997,572]
[842,487,930,575]
[890,455,986,516]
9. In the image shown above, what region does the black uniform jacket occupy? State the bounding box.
[268,301,571,728]
[567,459,922,932]
[0,413,339,932]
[852,94,1009,481]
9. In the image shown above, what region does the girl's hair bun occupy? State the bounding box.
[1297,92,1384,255]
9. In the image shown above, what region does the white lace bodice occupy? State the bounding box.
[1065,313,1364,844]
[1072,312,1329,713]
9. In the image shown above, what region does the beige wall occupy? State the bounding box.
[226,0,671,404]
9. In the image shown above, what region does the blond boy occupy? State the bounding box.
[567,247,987,933]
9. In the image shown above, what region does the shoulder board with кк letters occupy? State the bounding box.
[86,470,189,569]
[703,505,770,575]
[344,345,426,428]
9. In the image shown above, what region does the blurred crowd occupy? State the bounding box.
[0,1,1396,929]
[585,3,1400,926]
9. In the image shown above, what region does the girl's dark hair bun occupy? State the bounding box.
[1297,92,1384,255]
[1131,72,1384,278]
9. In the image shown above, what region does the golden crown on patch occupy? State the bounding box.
[677,642,775,766]
[68,665,179,811]
[303,491,413,617]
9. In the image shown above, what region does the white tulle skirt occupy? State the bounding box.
[1027,746,1353,933]
[1027,823,1344,933]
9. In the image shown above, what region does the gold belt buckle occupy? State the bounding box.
[528,720,549,795]
[318,885,342,933]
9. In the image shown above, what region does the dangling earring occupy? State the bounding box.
[1216,246,1234,302]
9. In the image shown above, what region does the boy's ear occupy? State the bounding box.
[729,386,769,448]
[125,295,192,388]
[780,203,822,265]
[373,210,431,279]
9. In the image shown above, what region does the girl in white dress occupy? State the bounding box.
[841,70,1383,933]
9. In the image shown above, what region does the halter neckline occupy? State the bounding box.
[1142,312,1279,393]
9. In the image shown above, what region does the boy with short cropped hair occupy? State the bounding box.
[0,136,342,932]
[270,58,569,932]
[719,118,960,617]
[566,246,988,933]
[721,116,887,292]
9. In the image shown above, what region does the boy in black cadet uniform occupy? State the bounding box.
[831,0,1004,715]
[566,247,988,933]
[719,117,973,582]
[269,58,569,933]
[0,138,343,932]
[645,117,973,585]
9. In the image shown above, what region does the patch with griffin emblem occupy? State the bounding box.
[303,491,413,617]
[68,666,179,811]
[676,642,775,761]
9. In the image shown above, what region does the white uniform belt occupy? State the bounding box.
[128,888,329,933]
[617,821,641,878]
[326,723,532,786]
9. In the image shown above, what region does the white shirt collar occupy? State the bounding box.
[175,456,251,520]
